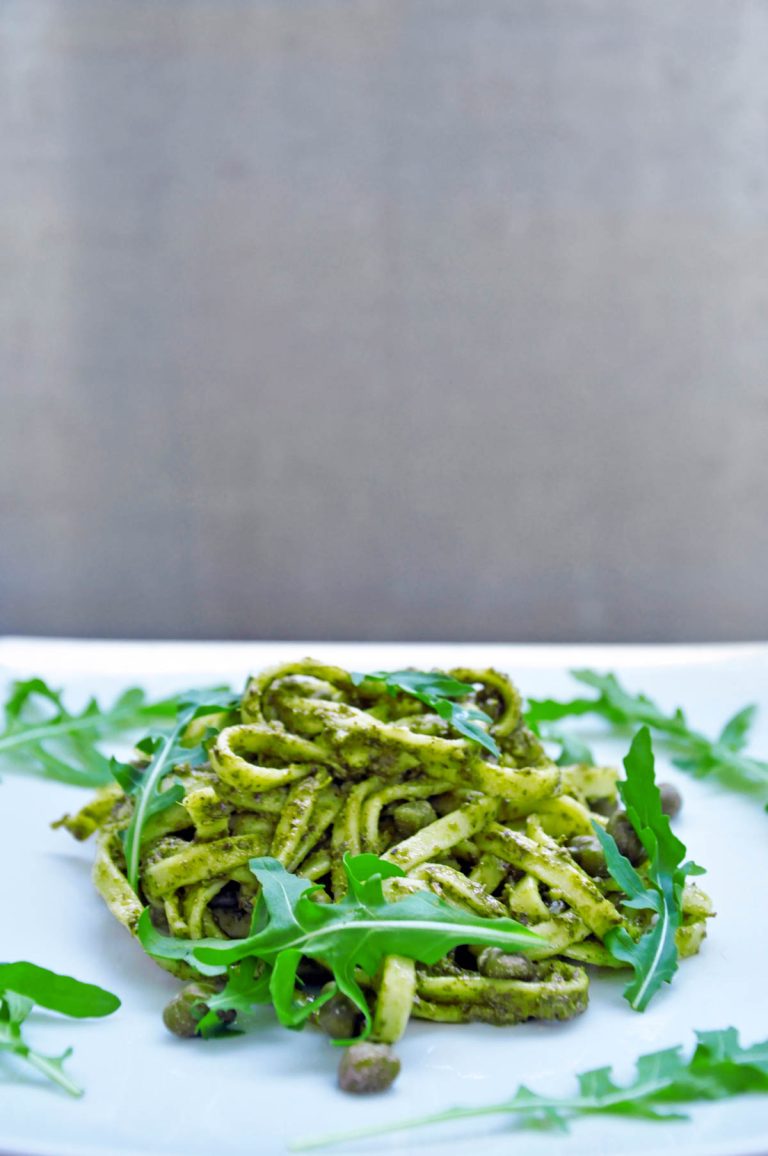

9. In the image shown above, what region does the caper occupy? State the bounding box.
[314,986,362,1039]
[567,835,608,878]
[211,908,252,938]
[477,947,536,980]
[590,796,618,818]
[337,1042,401,1094]
[392,799,437,837]
[658,782,683,820]
[606,810,645,865]
[162,982,235,1038]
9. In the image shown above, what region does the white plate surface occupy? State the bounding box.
[2,638,768,1156]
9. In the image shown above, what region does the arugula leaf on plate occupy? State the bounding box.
[115,688,238,892]
[0,962,120,1097]
[527,669,768,789]
[138,853,547,1038]
[549,727,596,767]
[592,728,705,1010]
[292,1027,768,1149]
[0,678,197,788]
[351,670,500,757]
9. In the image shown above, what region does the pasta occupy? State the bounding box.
[59,660,713,1053]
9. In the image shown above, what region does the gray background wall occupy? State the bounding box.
[2,0,768,642]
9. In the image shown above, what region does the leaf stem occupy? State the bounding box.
[24,1050,83,1097]
[194,915,546,968]
[291,1069,692,1149]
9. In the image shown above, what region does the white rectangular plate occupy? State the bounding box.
[2,638,768,1156]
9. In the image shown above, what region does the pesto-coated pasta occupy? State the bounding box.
[58,659,713,1054]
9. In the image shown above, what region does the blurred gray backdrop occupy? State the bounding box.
[2,0,768,642]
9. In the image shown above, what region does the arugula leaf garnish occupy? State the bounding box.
[115,688,237,892]
[527,669,768,789]
[293,1027,768,1149]
[351,670,500,757]
[592,728,704,1011]
[138,854,547,1037]
[0,678,202,788]
[0,962,120,1097]
[195,957,271,1037]
[549,727,596,767]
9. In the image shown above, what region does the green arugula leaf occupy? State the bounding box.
[525,693,598,727]
[351,670,500,757]
[119,725,191,893]
[592,824,657,912]
[551,728,596,767]
[594,729,704,1011]
[524,694,597,765]
[139,854,547,1038]
[717,704,757,752]
[292,1027,768,1149]
[0,678,204,788]
[0,963,120,1097]
[117,689,237,892]
[0,963,120,1018]
[195,958,272,1037]
[526,670,768,792]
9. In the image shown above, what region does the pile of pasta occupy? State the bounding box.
[60,660,712,1040]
